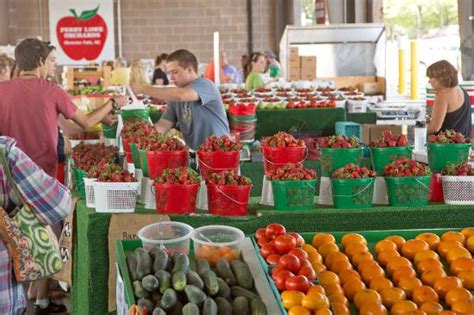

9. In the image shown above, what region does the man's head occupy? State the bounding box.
[14,38,49,79]
[265,50,276,63]
[166,49,199,87]
[44,42,57,78]
[0,55,14,81]
[115,57,127,69]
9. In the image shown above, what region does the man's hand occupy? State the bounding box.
[113,95,128,109]
[101,113,118,125]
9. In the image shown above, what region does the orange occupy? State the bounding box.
[397,276,423,298]
[439,311,457,315]
[419,301,444,314]
[416,233,441,251]
[451,300,474,314]
[308,249,324,264]
[451,258,474,275]
[412,285,439,306]
[341,233,367,248]
[302,243,318,255]
[313,262,327,273]
[282,290,305,309]
[441,231,466,245]
[331,259,353,275]
[354,289,382,309]
[421,268,447,287]
[376,249,400,267]
[331,303,350,315]
[312,233,336,249]
[445,287,473,307]
[380,287,406,308]
[301,292,329,310]
[358,301,388,315]
[314,308,332,315]
[344,242,369,259]
[323,282,344,297]
[416,258,443,274]
[375,240,398,255]
[446,246,472,264]
[466,235,474,253]
[343,277,366,301]
[390,300,418,314]
[401,239,430,260]
[385,235,406,250]
[386,256,413,275]
[392,266,417,285]
[318,271,340,286]
[437,240,464,258]
[307,285,326,296]
[458,270,474,289]
[413,311,427,315]
[461,227,474,239]
[338,269,361,285]
[414,250,440,264]
[357,259,381,274]
[352,251,374,268]
[361,264,385,284]
[433,276,463,298]
[325,251,349,270]
[328,293,349,306]
[318,242,340,258]
[288,305,311,315]
[369,276,394,293]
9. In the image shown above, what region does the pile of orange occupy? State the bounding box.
[284,228,474,315]
[194,244,239,265]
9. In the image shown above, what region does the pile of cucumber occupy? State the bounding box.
[126,247,268,315]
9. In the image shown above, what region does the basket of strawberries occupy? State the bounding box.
[383,158,432,207]
[154,167,201,214]
[369,130,413,174]
[68,132,101,149]
[83,160,119,208]
[128,124,159,170]
[331,163,377,209]
[441,162,474,205]
[197,135,242,181]
[207,171,252,216]
[120,119,151,164]
[267,163,317,211]
[261,132,306,175]
[427,130,472,173]
[144,135,188,180]
[319,135,363,177]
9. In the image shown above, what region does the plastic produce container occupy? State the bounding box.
[137,221,194,255]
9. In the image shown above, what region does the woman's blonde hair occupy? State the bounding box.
[426,60,458,88]
[129,60,150,85]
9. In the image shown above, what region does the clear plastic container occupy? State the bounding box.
[138,221,194,254]
[192,225,245,266]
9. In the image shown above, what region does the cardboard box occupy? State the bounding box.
[362,124,402,145]
[289,47,299,56]
[288,67,301,81]
[300,72,316,80]
[363,82,382,95]
[289,54,299,64]
[300,56,317,67]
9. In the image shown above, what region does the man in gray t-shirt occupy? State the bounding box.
[131,49,230,150]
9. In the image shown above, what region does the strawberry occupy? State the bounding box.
[428,130,470,144]
[441,162,474,176]
[266,163,316,181]
[318,135,361,149]
[383,158,431,177]
[155,168,201,185]
[207,171,252,186]
[331,163,377,179]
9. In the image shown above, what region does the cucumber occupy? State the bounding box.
[216,277,231,300]
[136,248,152,279]
[142,274,160,292]
[182,302,200,315]
[231,260,253,290]
[197,258,211,276]
[133,280,149,299]
[172,271,187,291]
[215,297,233,315]
[250,299,267,315]
[184,285,207,306]
[151,248,169,272]
[137,298,154,313]
[216,259,236,286]
[151,291,162,304]
[126,252,139,281]
[230,286,259,300]
[155,270,171,294]
[186,270,204,290]
[232,296,249,315]
[172,252,190,274]
[202,298,218,315]
[202,270,219,296]
[152,307,166,315]
[160,288,177,311]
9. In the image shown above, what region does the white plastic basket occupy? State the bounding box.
[334,100,346,108]
[346,99,368,113]
[104,138,118,147]
[441,176,474,205]
[69,139,100,148]
[83,178,97,208]
[93,181,140,213]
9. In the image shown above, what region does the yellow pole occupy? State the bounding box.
[410,40,419,100]
[398,48,406,95]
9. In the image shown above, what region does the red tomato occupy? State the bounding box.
[285,275,311,292]
[289,248,309,261]
[288,232,305,247]
[265,223,286,239]
[260,243,276,259]
[298,265,317,281]
[274,234,297,254]
[271,265,287,278]
[255,228,267,240]
[279,254,301,273]
[274,270,295,290]
[266,253,281,265]
[299,258,313,270]
[257,237,269,247]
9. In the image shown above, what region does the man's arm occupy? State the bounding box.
[134,84,199,102]
[155,118,175,134]
[70,96,126,129]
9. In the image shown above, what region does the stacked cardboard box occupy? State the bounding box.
[288,47,300,81]
[300,56,317,80]
[287,47,317,81]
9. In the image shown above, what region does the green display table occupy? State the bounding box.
[347,111,377,125]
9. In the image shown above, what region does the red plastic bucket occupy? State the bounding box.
[429,173,444,203]
[207,183,252,216]
[197,151,240,181]
[229,104,256,116]
[122,137,133,163]
[146,150,189,180]
[155,183,199,214]
[262,146,306,175]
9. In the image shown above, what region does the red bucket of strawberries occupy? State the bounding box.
[145,136,188,180]
[197,135,242,181]
[120,119,152,164]
[261,132,306,175]
[207,171,252,216]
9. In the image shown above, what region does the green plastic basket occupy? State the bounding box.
[101,122,118,139]
[271,179,317,211]
[370,146,413,175]
[120,108,150,122]
[427,143,471,173]
[331,178,375,209]
[319,147,363,177]
[138,149,149,177]
[129,143,141,169]
[385,176,431,207]
[72,166,87,197]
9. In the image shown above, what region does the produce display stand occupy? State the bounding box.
[65,65,112,90]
